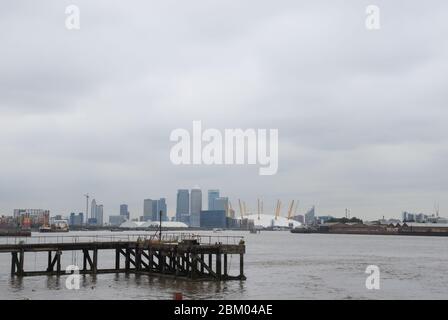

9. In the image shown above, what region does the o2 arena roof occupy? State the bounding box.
[237,214,302,228]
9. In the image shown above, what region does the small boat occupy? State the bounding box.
[213,228,223,233]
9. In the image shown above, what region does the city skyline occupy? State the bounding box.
[1,187,442,223]
[0,1,447,221]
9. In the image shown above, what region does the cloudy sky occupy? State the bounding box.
[0,0,447,220]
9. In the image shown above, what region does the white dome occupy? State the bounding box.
[237,214,301,229]
[119,221,145,228]
[147,221,189,228]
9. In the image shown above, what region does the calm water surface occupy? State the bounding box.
[0,230,447,299]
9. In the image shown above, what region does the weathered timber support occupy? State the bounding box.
[125,248,130,271]
[18,250,25,276]
[11,252,18,275]
[216,251,222,280]
[47,251,52,272]
[200,254,204,273]
[56,251,61,275]
[240,253,244,279]
[92,248,98,273]
[115,248,120,270]
[135,247,141,271]
[82,249,93,272]
[208,254,212,274]
[191,252,198,279]
[197,255,217,279]
[224,254,228,277]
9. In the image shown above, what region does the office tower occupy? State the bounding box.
[69,212,84,226]
[91,199,97,220]
[120,204,129,220]
[96,205,104,226]
[208,189,220,210]
[154,198,167,222]
[214,197,229,212]
[176,189,190,222]
[143,198,168,222]
[143,199,154,221]
[190,188,202,227]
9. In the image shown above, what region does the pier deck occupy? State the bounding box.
[0,233,246,280]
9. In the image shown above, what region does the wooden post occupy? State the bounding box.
[208,254,212,274]
[224,254,228,278]
[18,250,24,276]
[136,248,141,271]
[175,254,180,276]
[216,252,221,280]
[149,249,153,273]
[47,251,52,272]
[115,248,120,270]
[200,254,204,274]
[191,253,197,279]
[240,253,244,279]
[125,248,130,272]
[11,252,17,275]
[82,249,87,271]
[160,252,165,273]
[56,251,61,275]
[93,249,98,273]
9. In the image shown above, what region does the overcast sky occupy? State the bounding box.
[0,0,447,220]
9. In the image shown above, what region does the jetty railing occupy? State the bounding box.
[0,233,244,246]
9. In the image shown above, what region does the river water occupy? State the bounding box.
[0,230,447,299]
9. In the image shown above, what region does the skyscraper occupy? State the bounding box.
[89,199,104,226]
[176,189,190,223]
[90,199,97,220]
[143,199,154,221]
[96,205,104,226]
[214,197,229,213]
[155,198,167,222]
[208,189,220,210]
[143,198,168,222]
[120,204,129,220]
[190,188,202,227]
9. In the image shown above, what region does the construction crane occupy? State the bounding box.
[287,200,295,220]
[293,200,299,217]
[243,201,247,216]
[275,200,281,220]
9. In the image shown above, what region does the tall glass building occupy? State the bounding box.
[190,188,202,227]
[176,189,190,223]
[208,189,220,210]
[214,197,229,213]
[120,204,129,220]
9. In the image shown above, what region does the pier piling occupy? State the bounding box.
[0,234,246,281]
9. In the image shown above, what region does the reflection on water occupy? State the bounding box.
[0,230,447,299]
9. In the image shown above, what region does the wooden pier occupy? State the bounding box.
[0,234,246,281]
